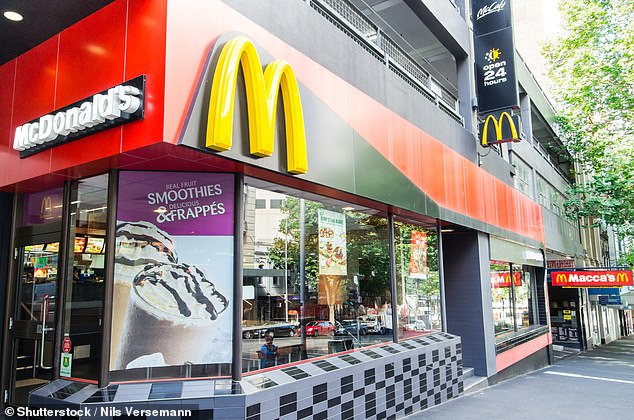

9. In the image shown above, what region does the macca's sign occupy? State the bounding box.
[551,270,633,288]
[480,111,521,146]
[205,36,308,174]
[13,76,145,158]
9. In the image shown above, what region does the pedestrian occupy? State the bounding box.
[259,334,278,369]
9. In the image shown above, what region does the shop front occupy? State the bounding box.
[548,269,634,347]
[0,1,550,418]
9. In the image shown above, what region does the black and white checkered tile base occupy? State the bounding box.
[29,333,462,420]
[242,333,463,420]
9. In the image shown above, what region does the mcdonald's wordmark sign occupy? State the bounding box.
[551,270,633,287]
[205,36,308,174]
[479,111,521,146]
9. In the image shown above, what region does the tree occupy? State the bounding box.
[542,0,634,258]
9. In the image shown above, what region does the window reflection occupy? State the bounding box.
[395,222,440,341]
[63,174,109,381]
[491,261,536,340]
[242,183,393,373]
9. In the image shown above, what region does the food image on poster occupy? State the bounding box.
[318,209,347,275]
[116,261,229,368]
[111,171,234,370]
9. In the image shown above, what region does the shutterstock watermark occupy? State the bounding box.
[5,406,193,418]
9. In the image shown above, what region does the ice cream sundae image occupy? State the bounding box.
[115,262,228,368]
[111,221,179,368]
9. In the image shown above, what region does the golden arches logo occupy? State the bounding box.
[41,196,52,217]
[555,273,568,284]
[616,272,630,283]
[206,36,308,174]
[481,111,518,146]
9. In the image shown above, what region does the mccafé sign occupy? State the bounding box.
[551,270,633,288]
[206,36,308,174]
[13,75,145,158]
[491,272,521,288]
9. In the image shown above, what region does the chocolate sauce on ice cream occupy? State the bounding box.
[133,262,228,320]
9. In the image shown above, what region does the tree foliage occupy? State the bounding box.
[543,0,634,242]
[267,197,439,305]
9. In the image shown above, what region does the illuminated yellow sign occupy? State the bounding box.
[480,111,520,146]
[206,36,308,174]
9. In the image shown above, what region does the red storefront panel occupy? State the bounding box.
[122,0,168,154]
[1,0,167,190]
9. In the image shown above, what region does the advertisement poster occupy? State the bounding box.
[111,171,234,370]
[409,231,428,279]
[490,272,522,288]
[318,209,347,275]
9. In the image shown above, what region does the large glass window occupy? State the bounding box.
[395,222,440,341]
[242,181,392,373]
[21,187,64,226]
[62,174,109,381]
[490,260,537,340]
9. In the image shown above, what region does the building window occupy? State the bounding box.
[551,190,564,216]
[242,179,393,373]
[513,157,533,198]
[395,222,440,340]
[490,260,538,341]
[269,199,284,209]
[255,199,266,209]
[536,176,551,209]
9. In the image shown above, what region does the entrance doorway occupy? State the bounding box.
[8,224,61,406]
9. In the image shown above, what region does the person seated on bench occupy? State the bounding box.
[258,334,278,369]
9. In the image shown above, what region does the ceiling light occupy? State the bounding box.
[4,11,23,22]
[342,206,355,211]
[440,229,455,233]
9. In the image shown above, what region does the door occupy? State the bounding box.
[9,229,61,406]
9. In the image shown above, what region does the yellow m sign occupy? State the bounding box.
[206,36,308,174]
[480,111,521,147]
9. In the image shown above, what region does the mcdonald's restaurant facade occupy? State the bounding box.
[0,1,554,418]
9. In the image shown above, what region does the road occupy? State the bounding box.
[406,335,634,419]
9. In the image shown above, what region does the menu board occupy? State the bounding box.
[45,242,60,252]
[74,237,87,253]
[85,237,105,254]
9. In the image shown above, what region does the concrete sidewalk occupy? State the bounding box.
[406,335,634,420]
